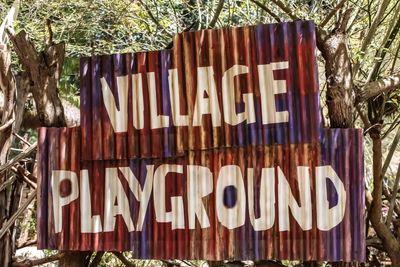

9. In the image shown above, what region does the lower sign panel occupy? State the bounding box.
[38,127,365,261]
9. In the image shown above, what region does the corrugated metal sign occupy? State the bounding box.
[37,20,365,262]
[80,20,320,160]
[38,127,364,261]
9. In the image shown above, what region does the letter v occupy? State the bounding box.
[100,76,129,133]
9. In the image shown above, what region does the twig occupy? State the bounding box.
[16,238,37,249]
[0,189,36,239]
[137,0,162,29]
[12,252,64,267]
[113,252,135,267]
[89,252,105,267]
[12,133,32,147]
[337,8,353,32]
[208,0,224,28]
[386,162,400,226]
[382,125,400,177]
[319,0,347,28]
[249,0,281,22]
[0,142,37,174]
[355,103,371,129]
[269,0,299,20]
[0,175,16,192]
[10,166,37,189]
[0,118,14,131]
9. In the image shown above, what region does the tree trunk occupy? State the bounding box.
[7,30,87,266]
[8,31,66,127]
[0,44,17,267]
[317,28,354,128]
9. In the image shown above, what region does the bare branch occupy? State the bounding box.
[386,162,400,226]
[369,136,400,263]
[337,8,353,32]
[250,0,281,22]
[12,133,32,147]
[269,0,299,20]
[0,118,14,132]
[355,103,371,128]
[10,166,37,189]
[209,0,224,28]
[0,190,36,239]
[89,252,105,267]
[360,0,391,52]
[353,0,391,76]
[12,252,64,267]
[355,74,400,103]
[137,0,162,29]
[319,0,347,28]
[382,126,400,177]
[0,142,37,175]
[0,176,16,192]
[356,73,400,103]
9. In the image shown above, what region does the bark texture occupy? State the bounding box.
[0,44,17,267]
[8,30,65,127]
[317,28,354,128]
[369,129,400,266]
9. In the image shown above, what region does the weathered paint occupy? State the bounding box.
[38,20,365,261]
[80,20,320,160]
[37,127,365,261]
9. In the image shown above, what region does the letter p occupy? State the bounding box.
[51,170,79,233]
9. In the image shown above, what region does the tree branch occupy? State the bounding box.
[0,118,14,132]
[12,252,64,267]
[0,190,36,239]
[353,0,391,76]
[320,0,347,28]
[0,142,37,175]
[269,0,299,20]
[356,73,400,103]
[386,162,400,226]
[89,252,104,267]
[137,0,162,29]
[209,0,224,28]
[249,0,281,22]
[382,125,400,177]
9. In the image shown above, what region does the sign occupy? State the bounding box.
[80,21,320,160]
[38,20,365,262]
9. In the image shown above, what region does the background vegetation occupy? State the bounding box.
[1,0,400,266]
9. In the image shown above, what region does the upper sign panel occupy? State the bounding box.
[80,20,320,160]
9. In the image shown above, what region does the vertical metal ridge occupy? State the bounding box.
[80,21,321,161]
[38,127,364,261]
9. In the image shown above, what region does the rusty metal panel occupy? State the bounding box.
[38,127,365,262]
[80,20,320,160]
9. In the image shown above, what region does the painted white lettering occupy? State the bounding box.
[216,165,246,229]
[119,165,154,231]
[193,67,221,127]
[187,165,213,229]
[316,165,346,230]
[104,168,135,232]
[51,170,79,233]
[147,72,170,129]
[278,166,312,231]
[258,61,289,124]
[247,167,275,231]
[168,69,189,126]
[100,76,129,132]
[222,65,256,125]
[153,164,185,229]
[80,170,102,233]
[131,74,145,129]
